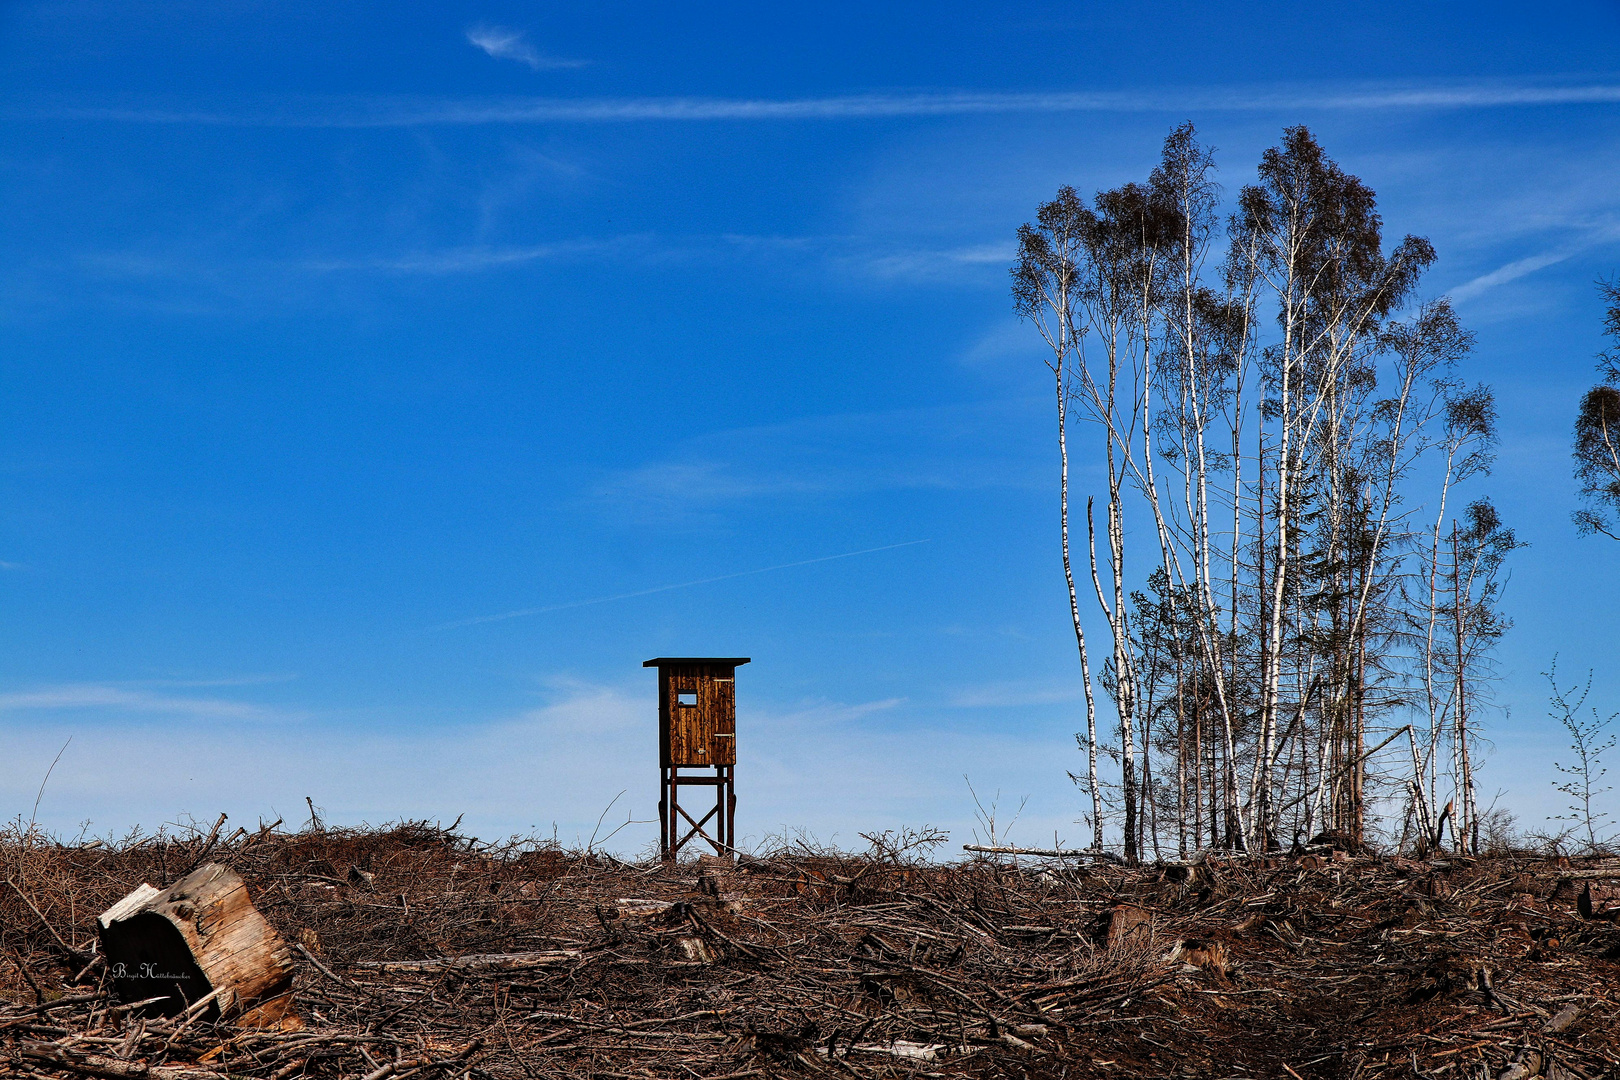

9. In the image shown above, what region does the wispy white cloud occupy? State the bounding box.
[853,242,1015,282]
[58,239,625,290]
[1444,214,1620,305]
[958,320,1050,369]
[592,401,1046,525]
[131,674,299,689]
[0,683,281,721]
[945,680,1081,709]
[305,239,612,274]
[51,231,1014,300]
[438,541,931,629]
[1449,249,1577,303]
[465,26,586,71]
[31,78,1620,128]
[722,234,1017,285]
[598,459,828,507]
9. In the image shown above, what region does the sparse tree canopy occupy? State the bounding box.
[1573,385,1620,539]
[1574,281,1620,538]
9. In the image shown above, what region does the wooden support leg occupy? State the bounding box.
[659,767,670,860]
[715,781,725,851]
[726,767,736,852]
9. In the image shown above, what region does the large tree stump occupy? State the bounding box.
[1098,903,1153,950]
[97,863,300,1029]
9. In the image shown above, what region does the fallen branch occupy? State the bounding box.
[20,1045,227,1080]
[962,845,1117,860]
[351,950,583,973]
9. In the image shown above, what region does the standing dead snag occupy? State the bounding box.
[97,862,300,1029]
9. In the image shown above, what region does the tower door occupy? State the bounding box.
[706,676,736,765]
[668,672,713,765]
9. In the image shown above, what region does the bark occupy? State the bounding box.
[98,864,300,1030]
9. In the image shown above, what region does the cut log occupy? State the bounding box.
[97,863,300,1029]
[1543,1004,1580,1033]
[615,898,676,919]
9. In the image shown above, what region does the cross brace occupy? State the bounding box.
[659,765,734,859]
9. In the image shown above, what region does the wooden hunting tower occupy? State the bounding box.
[645,657,748,858]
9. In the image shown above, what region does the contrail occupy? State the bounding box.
[436,539,931,629]
[33,79,1620,128]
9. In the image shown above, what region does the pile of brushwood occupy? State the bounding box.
[3,822,1618,1079]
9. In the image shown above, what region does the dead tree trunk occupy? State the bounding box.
[97,863,301,1029]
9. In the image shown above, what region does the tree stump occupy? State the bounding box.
[97,863,301,1029]
[1099,904,1153,950]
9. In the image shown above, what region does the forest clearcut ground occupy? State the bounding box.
[3,824,1618,1079]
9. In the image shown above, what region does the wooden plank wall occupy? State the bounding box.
[662,664,736,766]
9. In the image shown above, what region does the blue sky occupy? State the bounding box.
[2,1,1619,852]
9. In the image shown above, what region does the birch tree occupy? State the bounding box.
[1014,189,1105,851]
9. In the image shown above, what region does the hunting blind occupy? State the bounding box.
[645,657,748,859]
